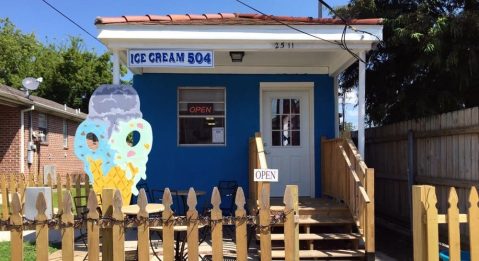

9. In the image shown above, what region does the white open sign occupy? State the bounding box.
[253,169,279,182]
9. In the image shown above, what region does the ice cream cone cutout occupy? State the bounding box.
[75,85,153,205]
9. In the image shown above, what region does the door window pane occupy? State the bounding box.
[272,131,281,146]
[291,115,300,130]
[291,99,300,113]
[271,98,300,147]
[282,99,290,114]
[272,115,281,130]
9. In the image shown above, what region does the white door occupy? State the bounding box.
[262,89,312,197]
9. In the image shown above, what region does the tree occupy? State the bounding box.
[0,18,40,87]
[335,0,479,125]
[0,18,115,112]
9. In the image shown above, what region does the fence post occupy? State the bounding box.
[186,188,199,261]
[162,188,175,261]
[407,129,415,227]
[447,187,460,261]
[1,175,8,220]
[137,189,149,261]
[425,186,439,261]
[35,192,49,261]
[468,186,479,261]
[101,188,115,261]
[47,174,54,214]
[112,190,125,261]
[365,168,375,260]
[75,175,81,206]
[57,174,63,215]
[10,192,23,261]
[18,175,25,203]
[412,185,428,261]
[85,175,90,199]
[66,174,71,192]
[259,185,272,261]
[235,187,247,261]
[61,191,74,261]
[211,187,224,261]
[87,190,100,261]
[38,172,44,186]
[283,185,299,261]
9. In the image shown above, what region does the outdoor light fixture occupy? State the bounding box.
[229,51,245,62]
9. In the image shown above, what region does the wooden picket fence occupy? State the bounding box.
[2,181,300,261]
[1,173,90,220]
[412,185,479,261]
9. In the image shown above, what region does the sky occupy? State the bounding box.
[1,0,358,128]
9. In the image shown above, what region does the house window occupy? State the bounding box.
[63,120,68,148]
[38,113,48,142]
[178,88,226,145]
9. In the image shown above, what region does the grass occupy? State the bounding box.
[0,241,58,261]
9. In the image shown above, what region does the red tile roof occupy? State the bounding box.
[95,13,382,26]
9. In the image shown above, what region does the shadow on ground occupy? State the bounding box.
[375,223,413,261]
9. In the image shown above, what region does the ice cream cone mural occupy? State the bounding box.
[74,85,153,205]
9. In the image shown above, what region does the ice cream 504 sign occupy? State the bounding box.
[128,49,214,68]
[74,85,153,205]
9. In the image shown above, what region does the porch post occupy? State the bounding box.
[333,74,339,138]
[358,51,366,158]
[112,50,120,85]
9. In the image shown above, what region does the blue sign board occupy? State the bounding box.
[128,49,214,68]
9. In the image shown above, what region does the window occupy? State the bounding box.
[38,113,48,143]
[271,98,300,146]
[178,88,226,145]
[63,120,68,148]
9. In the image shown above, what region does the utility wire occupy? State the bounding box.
[39,0,104,46]
[234,0,369,63]
[318,0,382,41]
[235,0,341,46]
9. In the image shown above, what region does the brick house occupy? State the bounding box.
[0,84,86,180]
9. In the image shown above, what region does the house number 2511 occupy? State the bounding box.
[273,42,294,49]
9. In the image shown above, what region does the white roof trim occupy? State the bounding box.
[97,24,382,47]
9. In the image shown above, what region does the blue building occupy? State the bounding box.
[95,13,383,198]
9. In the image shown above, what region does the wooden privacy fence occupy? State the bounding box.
[412,185,479,261]
[357,107,479,228]
[321,137,375,255]
[1,184,300,261]
[1,173,90,220]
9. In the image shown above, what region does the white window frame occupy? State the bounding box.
[177,87,227,146]
[38,113,48,143]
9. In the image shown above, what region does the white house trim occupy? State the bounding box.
[97,24,382,43]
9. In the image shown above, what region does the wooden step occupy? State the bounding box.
[266,249,365,259]
[257,233,361,241]
[298,216,355,225]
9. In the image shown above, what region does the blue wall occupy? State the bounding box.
[133,73,335,200]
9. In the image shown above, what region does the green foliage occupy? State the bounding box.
[0,18,116,112]
[336,0,479,125]
[340,122,355,138]
[0,241,58,261]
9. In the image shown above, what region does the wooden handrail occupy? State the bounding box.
[321,137,375,256]
[339,144,370,203]
[249,132,269,210]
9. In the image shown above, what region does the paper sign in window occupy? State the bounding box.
[212,127,225,144]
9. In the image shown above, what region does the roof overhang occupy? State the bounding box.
[97,23,383,76]
[0,87,86,121]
